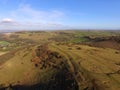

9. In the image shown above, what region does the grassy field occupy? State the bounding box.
[0,41,10,45]
[0,30,120,90]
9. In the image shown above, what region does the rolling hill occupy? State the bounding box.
[0,42,120,90]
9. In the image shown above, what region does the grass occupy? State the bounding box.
[70,37,89,43]
[49,43,120,90]
[0,42,120,90]
[0,30,120,90]
[69,30,120,43]
[0,41,10,45]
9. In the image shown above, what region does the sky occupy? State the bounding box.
[0,0,120,30]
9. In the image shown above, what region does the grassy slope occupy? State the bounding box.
[0,46,55,84]
[0,44,77,89]
[0,43,120,90]
[49,43,120,90]
[0,31,120,90]
[0,46,34,85]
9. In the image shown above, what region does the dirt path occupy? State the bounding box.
[0,52,7,56]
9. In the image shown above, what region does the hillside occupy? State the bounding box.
[0,42,120,90]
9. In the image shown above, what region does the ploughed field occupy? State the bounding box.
[0,30,120,90]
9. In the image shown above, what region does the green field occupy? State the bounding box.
[0,41,10,45]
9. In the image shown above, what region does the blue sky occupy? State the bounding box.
[0,0,120,30]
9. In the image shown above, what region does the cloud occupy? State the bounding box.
[0,4,69,30]
[10,4,64,23]
[0,18,20,26]
[0,18,69,30]
[1,18,14,23]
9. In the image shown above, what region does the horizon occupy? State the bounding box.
[0,0,120,30]
[1,27,120,33]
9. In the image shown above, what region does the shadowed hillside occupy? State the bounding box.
[0,44,95,90]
